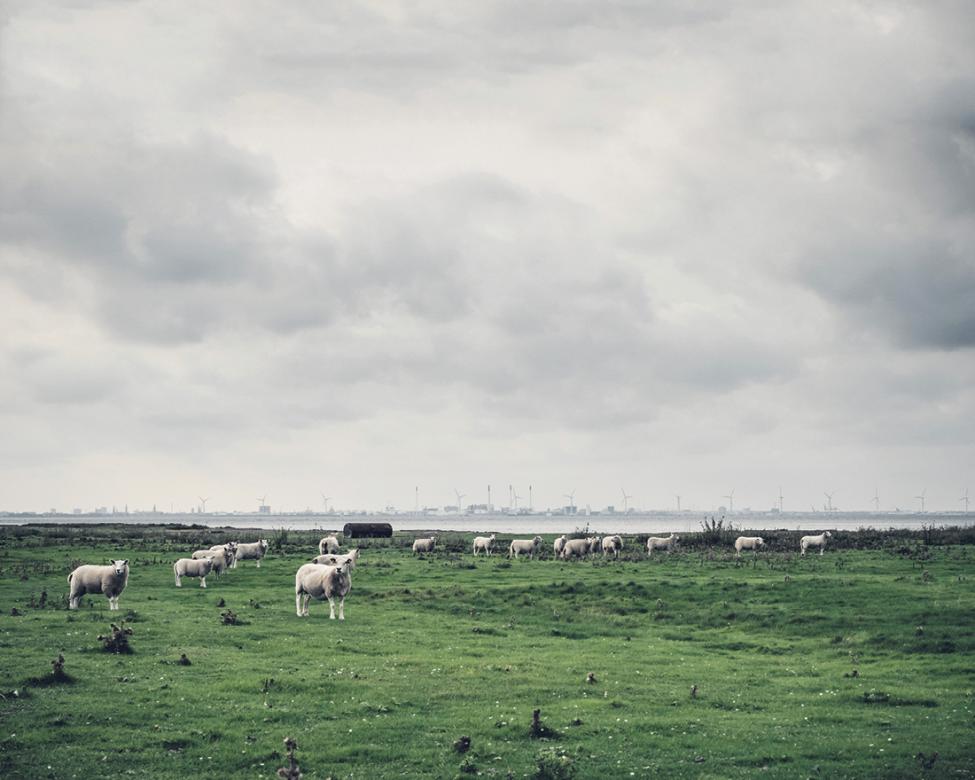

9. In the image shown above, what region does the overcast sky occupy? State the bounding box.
[1,1,973,514]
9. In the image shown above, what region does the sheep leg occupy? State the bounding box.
[819,547,824,556]
[328,597,336,620]
[303,595,311,617]
[256,559,261,568]
[200,576,207,588]
[175,573,181,587]
[69,595,79,610]
[296,591,304,617]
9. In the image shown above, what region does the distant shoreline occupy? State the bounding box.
[2,510,972,535]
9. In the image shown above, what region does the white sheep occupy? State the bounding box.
[508,536,543,559]
[318,535,341,555]
[560,538,593,559]
[209,542,237,567]
[294,560,352,619]
[412,536,437,554]
[233,539,269,568]
[602,535,624,558]
[734,536,765,556]
[588,536,602,554]
[646,534,679,555]
[553,535,567,558]
[68,560,129,610]
[800,531,832,556]
[313,548,359,569]
[193,547,231,575]
[472,534,495,556]
[174,557,214,588]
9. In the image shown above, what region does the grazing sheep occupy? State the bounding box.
[472,534,495,556]
[734,536,765,557]
[174,557,214,588]
[193,547,231,575]
[800,531,832,556]
[318,535,341,556]
[294,560,352,619]
[233,539,269,568]
[412,536,437,555]
[313,548,359,569]
[553,535,567,558]
[646,534,679,555]
[508,536,543,559]
[602,535,624,558]
[588,536,602,555]
[68,560,129,610]
[561,538,594,560]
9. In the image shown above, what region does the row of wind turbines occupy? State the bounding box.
[191,487,971,515]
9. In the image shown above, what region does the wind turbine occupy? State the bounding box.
[414,486,419,514]
[199,496,209,514]
[513,489,523,511]
[256,495,267,512]
[872,487,880,512]
[778,487,784,512]
[620,488,633,513]
[675,494,682,513]
[454,489,466,514]
[961,488,970,513]
[915,489,926,513]
[563,490,576,513]
[824,491,835,512]
[487,484,492,511]
[723,488,735,513]
[320,493,331,513]
[528,484,533,512]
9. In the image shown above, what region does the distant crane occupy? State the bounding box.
[962,488,970,513]
[454,489,466,514]
[563,490,576,513]
[872,487,880,512]
[199,496,209,514]
[915,489,926,513]
[824,491,835,512]
[723,488,735,513]
[621,488,633,513]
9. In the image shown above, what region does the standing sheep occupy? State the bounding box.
[800,531,832,556]
[318,535,341,555]
[313,548,359,569]
[174,557,214,588]
[294,560,353,619]
[412,536,437,555]
[734,536,765,557]
[602,535,624,558]
[68,560,129,610]
[233,540,269,568]
[193,547,232,575]
[646,534,679,555]
[561,538,594,560]
[553,535,567,558]
[508,536,543,559]
[472,534,495,556]
[209,542,237,568]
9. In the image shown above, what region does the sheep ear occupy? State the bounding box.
[122,560,128,566]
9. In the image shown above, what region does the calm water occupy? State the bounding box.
[4,511,971,535]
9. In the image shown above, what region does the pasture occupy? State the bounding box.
[0,524,973,779]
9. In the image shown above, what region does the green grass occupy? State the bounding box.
[1,528,974,778]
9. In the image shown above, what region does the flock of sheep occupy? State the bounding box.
[64,529,835,618]
[415,530,834,560]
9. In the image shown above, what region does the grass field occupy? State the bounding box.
[0,525,973,778]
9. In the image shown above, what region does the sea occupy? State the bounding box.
[3,510,972,535]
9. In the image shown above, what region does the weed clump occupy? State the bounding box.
[98,622,133,654]
[277,736,302,779]
[220,609,240,625]
[533,747,575,779]
[529,708,559,739]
